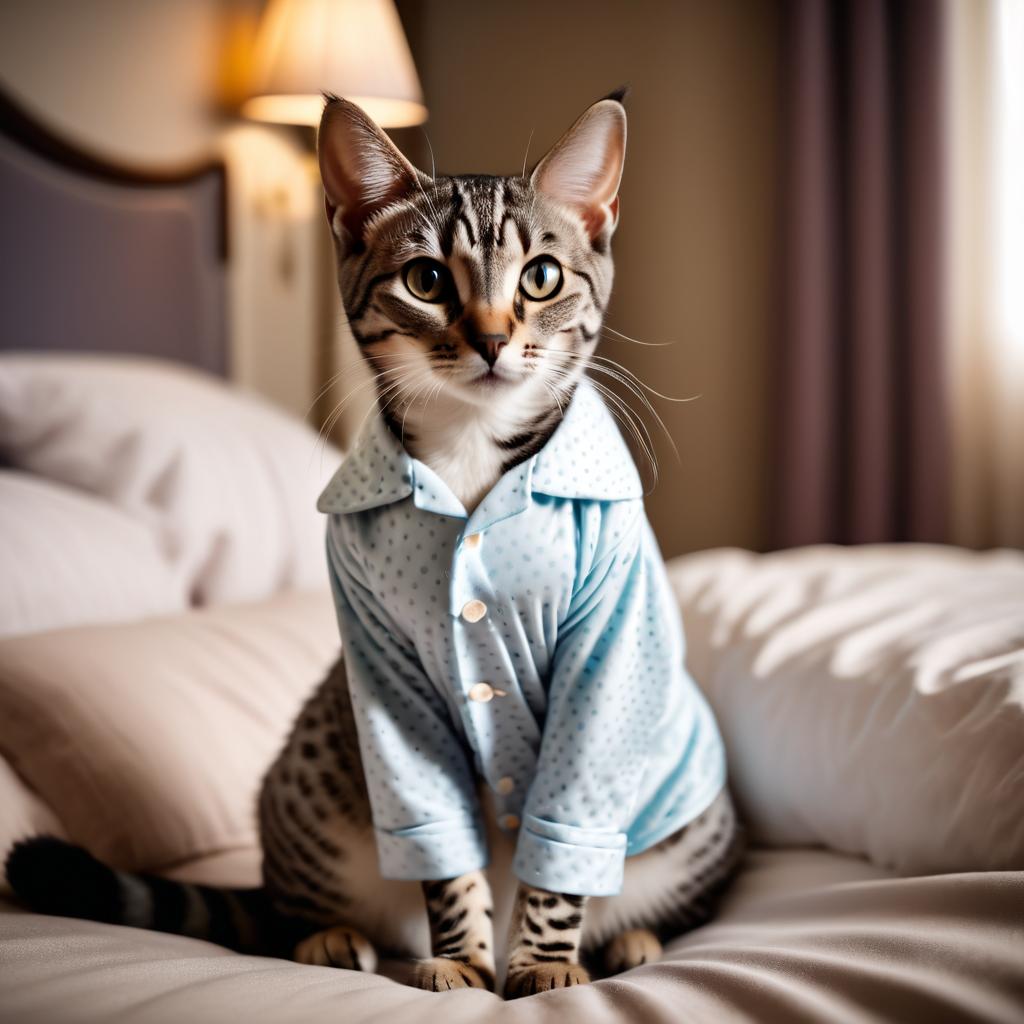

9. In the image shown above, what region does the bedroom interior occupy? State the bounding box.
[0,1,1021,1022]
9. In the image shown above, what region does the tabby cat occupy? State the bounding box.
[5,92,743,998]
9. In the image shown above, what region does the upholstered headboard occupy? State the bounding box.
[0,90,229,375]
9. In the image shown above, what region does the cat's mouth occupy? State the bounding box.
[468,365,519,389]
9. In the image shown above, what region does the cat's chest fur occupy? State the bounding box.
[400,388,556,513]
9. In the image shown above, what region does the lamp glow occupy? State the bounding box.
[242,0,427,128]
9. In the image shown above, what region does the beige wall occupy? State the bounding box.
[0,0,780,556]
[397,0,779,556]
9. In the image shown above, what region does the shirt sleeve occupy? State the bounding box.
[512,502,685,897]
[325,516,488,881]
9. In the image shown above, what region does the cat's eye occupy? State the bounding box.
[403,258,451,303]
[519,257,563,301]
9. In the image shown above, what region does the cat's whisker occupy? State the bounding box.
[549,361,655,460]
[581,362,680,466]
[400,376,435,444]
[521,127,535,179]
[544,362,660,486]
[343,366,424,451]
[308,370,395,475]
[307,365,391,427]
[312,356,421,456]
[589,353,701,404]
[548,349,682,466]
[420,127,437,181]
[601,325,675,348]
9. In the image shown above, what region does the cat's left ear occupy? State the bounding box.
[531,90,627,240]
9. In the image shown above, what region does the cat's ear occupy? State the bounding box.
[317,95,424,240]
[531,91,627,240]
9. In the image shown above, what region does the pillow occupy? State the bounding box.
[669,544,1024,875]
[0,755,66,886]
[0,590,339,871]
[0,470,186,638]
[0,353,342,607]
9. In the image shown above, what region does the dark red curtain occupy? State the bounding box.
[772,0,949,548]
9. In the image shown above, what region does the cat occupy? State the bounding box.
[5,91,743,999]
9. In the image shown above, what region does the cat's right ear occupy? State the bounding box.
[317,95,423,241]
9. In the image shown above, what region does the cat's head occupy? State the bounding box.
[317,93,626,417]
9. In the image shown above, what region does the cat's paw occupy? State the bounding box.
[293,925,377,972]
[504,962,591,998]
[603,928,662,974]
[410,956,494,991]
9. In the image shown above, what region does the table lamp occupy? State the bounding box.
[242,0,427,128]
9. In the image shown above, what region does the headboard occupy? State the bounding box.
[0,90,229,375]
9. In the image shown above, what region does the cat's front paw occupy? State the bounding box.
[504,962,591,998]
[410,956,494,991]
[603,927,662,974]
[293,925,377,972]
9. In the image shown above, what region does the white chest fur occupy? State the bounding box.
[400,384,556,512]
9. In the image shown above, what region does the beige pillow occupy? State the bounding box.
[670,544,1024,874]
[0,470,186,638]
[0,591,339,871]
[0,354,341,607]
[0,755,65,887]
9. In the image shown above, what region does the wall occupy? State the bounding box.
[397,0,779,556]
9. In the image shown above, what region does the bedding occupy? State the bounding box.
[670,545,1024,875]
[1,848,1021,1024]
[0,470,186,638]
[0,353,340,610]
[0,531,1021,1019]
[0,590,339,872]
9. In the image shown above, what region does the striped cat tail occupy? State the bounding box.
[5,836,284,955]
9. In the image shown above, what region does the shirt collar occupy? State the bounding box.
[317,377,642,517]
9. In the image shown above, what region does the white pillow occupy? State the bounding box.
[669,544,1024,875]
[0,470,186,637]
[0,354,341,606]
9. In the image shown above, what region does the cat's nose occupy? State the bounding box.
[468,333,509,368]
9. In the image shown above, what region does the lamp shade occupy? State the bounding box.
[242,0,427,127]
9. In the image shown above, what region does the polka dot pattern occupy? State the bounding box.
[319,381,727,897]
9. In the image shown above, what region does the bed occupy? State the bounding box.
[1,91,1022,1023]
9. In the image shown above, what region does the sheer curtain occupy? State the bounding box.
[949,0,1024,548]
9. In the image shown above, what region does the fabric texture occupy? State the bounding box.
[0,591,339,871]
[0,353,340,607]
[670,544,1024,874]
[2,848,1022,1024]
[774,0,949,546]
[0,470,186,638]
[319,380,726,896]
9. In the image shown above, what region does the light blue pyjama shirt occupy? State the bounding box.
[318,380,726,897]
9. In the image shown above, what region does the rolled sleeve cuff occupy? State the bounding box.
[376,817,488,881]
[512,815,628,897]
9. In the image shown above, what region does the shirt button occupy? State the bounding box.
[468,682,495,703]
[464,532,482,549]
[495,776,515,795]
[461,599,487,623]
[499,814,520,831]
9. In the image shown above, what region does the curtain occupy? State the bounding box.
[772,0,950,548]
[949,0,1024,549]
